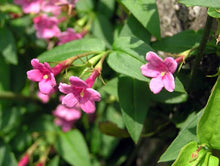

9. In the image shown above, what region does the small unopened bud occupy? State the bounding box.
[175,56,184,64]
[18,154,29,166]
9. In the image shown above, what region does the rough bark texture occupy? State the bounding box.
[156,0,207,37]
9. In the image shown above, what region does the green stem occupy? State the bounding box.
[0,91,39,103]
[190,15,213,84]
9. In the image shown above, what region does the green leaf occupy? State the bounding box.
[107,36,153,82]
[118,77,150,143]
[99,121,129,138]
[38,38,105,62]
[0,138,17,166]
[75,0,94,12]
[100,77,119,99]
[107,51,148,82]
[112,36,153,62]
[0,56,10,92]
[47,156,60,166]
[120,15,151,44]
[178,0,220,8]
[91,13,113,48]
[152,30,202,53]
[208,8,220,18]
[97,0,115,18]
[0,26,18,65]
[0,107,23,136]
[159,111,202,162]
[119,0,160,38]
[208,155,219,166]
[197,76,220,150]
[171,141,206,166]
[55,129,91,166]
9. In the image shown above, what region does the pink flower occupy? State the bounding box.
[27,59,56,95]
[141,51,177,94]
[33,15,61,39]
[18,154,29,166]
[37,91,50,103]
[40,0,63,16]
[57,28,83,45]
[14,0,42,14]
[58,72,101,114]
[53,104,81,131]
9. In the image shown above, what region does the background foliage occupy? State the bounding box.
[1,0,220,165]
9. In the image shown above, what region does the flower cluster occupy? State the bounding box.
[14,0,83,44]
[27,58,101,131]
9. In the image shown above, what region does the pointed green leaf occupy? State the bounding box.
[198,76,220,149]
[107,36,153,82]
[118,77,150,143]
[178,0,220,8]
[120,15,151,44]
[107,51,148,82]
[152,30,202,53]
[55,129,91,166]
[38,38,105,62]
[119,0,160,38]
[171,141,206,166]
[91,13,113,48]
[159,111,202,162]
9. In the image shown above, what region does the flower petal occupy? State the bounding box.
[164,57,178,73]
[163,72,175,92]
[31,59,44,70]
[39,79,55,94]
[27,69,43,82]
[86,88,101,101]
[69,76,88,88]
[149,77,164,94]
[58,83,73,94]
[146,51,164,68]
[141,63,161,77]
[80,99,96,114]
[62,93,78,108]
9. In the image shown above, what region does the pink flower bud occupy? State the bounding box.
[18,154,29,166]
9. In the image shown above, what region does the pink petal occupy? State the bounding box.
[141,64,161,78]
[163,72,175,92]
[39,79,55,94]
[164,57,178,73]
[149,77,164,94]
[66,109,81,121]
[86,88,101,101]
[146,51,164,68]
[49,73,56,86]
[62,93,78,108]
[58,83,73,94]
[31,59,44,69]
[69,76,88,88]
[80,99,96,114]
[27,69,43,82]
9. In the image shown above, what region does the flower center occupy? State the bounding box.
[161,72,166,77]
[43,74,49,79]
[80,90,84,98]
